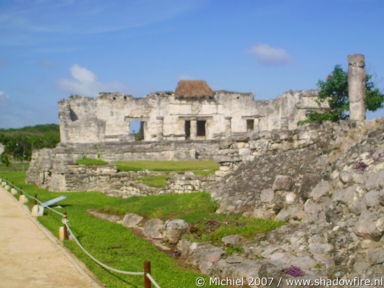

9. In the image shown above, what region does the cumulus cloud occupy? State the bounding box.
[58,64,127,97]
[249,44,292,66]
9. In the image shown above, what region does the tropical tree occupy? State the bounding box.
[301,65,384,124]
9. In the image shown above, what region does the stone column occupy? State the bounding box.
[190,119,197,140]
[156,117,164,140]
[225,117,232,138]
[348,54,366,120]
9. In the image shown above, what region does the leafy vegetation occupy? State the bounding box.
[76,158,109,165]
[114,160,219,175]
[0,124,60,163]
[0,168,220,288]
[301,65,384,124]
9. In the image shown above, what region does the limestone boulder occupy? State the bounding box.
[309,180,330,201]
[364,170,384,190]
[122,213,144,228]
[187,243,225,274]
[364,190,381,208]
[275,206,304,221]
[143,219,164,239]
[211,256,281,287]
[177,239,193,257]
[272,175,293,191]
[222,235,244,247]
[367,248,384,265]
[260,189,274,202]
[164,219,189,244]
[354,211,383,241]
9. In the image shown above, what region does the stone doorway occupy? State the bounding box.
[196,120,206,137]
[247,119,254,131]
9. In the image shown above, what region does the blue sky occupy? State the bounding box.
[0,0,383,128]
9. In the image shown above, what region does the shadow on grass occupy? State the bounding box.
[103,268,140,288]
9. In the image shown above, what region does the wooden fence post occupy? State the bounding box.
[59,212,69,241]
[144,261,151,288]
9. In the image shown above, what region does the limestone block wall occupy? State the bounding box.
[27,121,349,193]
[58,89,322,144]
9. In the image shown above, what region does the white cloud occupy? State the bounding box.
[58,64,127,97]
[0,0,202,36]
[249,44,292,66]
[0,91,8,104]
[178,74,193,80]
[70,64,96,83]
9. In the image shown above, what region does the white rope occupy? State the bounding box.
[146,273,162,288]
[3,178,162,285]
[42,204,66,217]
[65,223,144,276]
[3,180,65,217]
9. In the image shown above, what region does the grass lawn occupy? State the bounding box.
[0,167,220,288]
[113,160,219,175]
[101,192,284,245]
[76,158,109,165]
[0,162,28,172]
[134,175,170,188]
[0,162,283,287]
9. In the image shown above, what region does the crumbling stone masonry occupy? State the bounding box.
[59,80,323,144]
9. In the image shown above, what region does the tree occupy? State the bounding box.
[301,65,384,124]
[0,153,10,166]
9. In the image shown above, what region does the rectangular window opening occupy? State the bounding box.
[246,119,254,131]
[185,120,191,140]
[130,120,144,141]
[196,120,206,137]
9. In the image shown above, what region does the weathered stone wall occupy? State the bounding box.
[27,121,357,194]
[27,139,235,192]
[45,165,216,195]
[213,119,383,216]
[59,89,322,144]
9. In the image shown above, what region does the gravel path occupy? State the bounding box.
[0,187,101,288]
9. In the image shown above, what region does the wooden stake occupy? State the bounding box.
[144,261,151,288]
[59,213,69,241]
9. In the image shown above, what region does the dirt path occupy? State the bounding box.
[0,187,101,288]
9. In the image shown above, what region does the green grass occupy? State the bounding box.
[0,165,283,287]
[0,162,29,172]
[101,192,218,220]
[198,216,284,244]
[0,169,220,288]
[76,158,109,165]
[101,192,284,245]
[113,160,219,175]
[134,175,170,188]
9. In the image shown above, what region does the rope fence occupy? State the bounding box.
[0,177,162,288]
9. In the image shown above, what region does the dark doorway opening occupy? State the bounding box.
[185,120,191,140]
[246,119,254,131]
[196,120,206,137]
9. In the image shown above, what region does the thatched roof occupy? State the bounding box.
[175,80,214,99]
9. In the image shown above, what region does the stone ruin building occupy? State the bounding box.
[59,80,323,144]
[28,54,368,193]
[26,55,384,282]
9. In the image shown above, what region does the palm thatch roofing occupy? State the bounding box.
[175,80,214,99]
